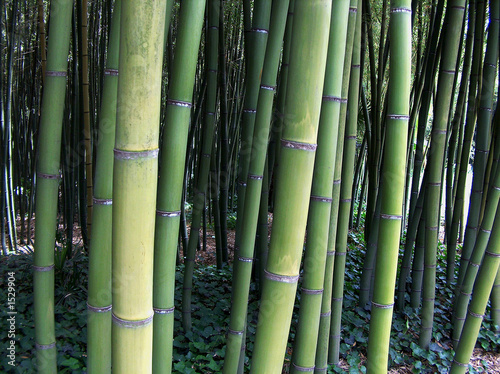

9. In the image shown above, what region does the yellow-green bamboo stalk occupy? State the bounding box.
[249,0,331,372]
[112,1,166,372]
[290,1,351,372]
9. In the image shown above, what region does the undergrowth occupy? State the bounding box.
[0,231,498,373]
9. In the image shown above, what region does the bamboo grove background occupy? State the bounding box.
[0,0,499,373]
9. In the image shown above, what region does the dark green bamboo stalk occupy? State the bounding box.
[445,0,475,276]
[4,0,18,253]
[33,0,73,371]
[327,0,360,365]
[233,0,271,253]
[365,1,411,372]
[249,1,331,372]
[492,269,500,329]
[222,1,290,371]
[86,0,121,372]
[181,0,218,330]
[445,0,475,285]
[419,0,466,349]
[450,205,500,374]
[151,0,206,370]
[410,217,426,308]
[290,1,350,372]
[327,1,358,364]
[456,0,498,288]
[452,163,500,346]
[111,1,166,371]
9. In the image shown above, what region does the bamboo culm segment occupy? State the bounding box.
[249,1,332,372]
[112,1,167,372]
[291,0,351,371]
[153,0,203,371]
[223,1,290,372]
[419,0,466,349]
[328,0,358,364]
[181,0,218,331]
[33,0,74,372]
[450,204,500,373]
[366,1,411,373]
[87,0,121,372]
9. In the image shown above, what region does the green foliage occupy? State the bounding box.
[0,235,497,372]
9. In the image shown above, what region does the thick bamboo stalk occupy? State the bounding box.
[86,0,121,372]
[365,1,411,372]
[223,2,290,371]
[111,1,166,371]
[33,0,74,371]
[249,1,331,372]
[291,1,350,372]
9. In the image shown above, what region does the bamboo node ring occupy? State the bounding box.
[248,174,263,180]
[87,303,112,313]
[37,172,60,180]
[264,270,299,284]
[333,179,341,185]
[33,264,55,272]
[281,139,317,151]
[453,359,469,368]
[252,28,268,34]
[46,70,67,77]
[301,287,323,295]
[261,84,276,91]
[467,308,484,319]
[311,195,332,203]
[167,99,192,108]
[349,7,358,13]
[380,214,402,220]
[391,7,411,13]
[292,363,315,372]
[371,301,394,309]
[156,210,181,217]
[112,312,154,328]
[387,114,409,120]
[485,250,500,258]
[153,307,175,315]
[322,95,343,103]
[93,198,112,205]
[36,342,56,350]
[228,329,244,335]
[238,256,253,263]
[113,148,159,160]
[104,68,119,76]
[243,109,257,114]
[320,311,332,317]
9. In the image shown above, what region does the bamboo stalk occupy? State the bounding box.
[111,1,166,371]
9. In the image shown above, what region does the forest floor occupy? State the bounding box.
[2,213,499,373]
